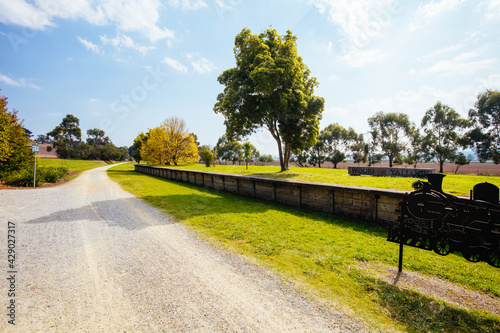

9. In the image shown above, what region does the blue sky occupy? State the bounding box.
[1,0,499,156]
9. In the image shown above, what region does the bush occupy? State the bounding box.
[201,149,215,167]
[41,166,68,183]
[2,166,68,187]
[3,168,40,187]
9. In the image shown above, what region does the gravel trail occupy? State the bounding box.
[0,164,366,332]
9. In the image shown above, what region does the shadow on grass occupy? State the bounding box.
[251,172,301,179]
[139,190,387,237]
[110,167,388,234]
[355,274,500,333]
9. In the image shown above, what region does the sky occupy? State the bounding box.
[0,0,499,156]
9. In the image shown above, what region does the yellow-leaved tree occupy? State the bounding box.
[141,117,199,165]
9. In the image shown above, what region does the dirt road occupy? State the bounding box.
[0,165,365,332]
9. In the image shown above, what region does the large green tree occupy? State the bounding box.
[216,135,243,164]
[47,114,82,158]
[404,125,424,168]
[0,95,32,175]
[308,139,328,168]
[242,141,259,169]
[130,132,148,164]
[421,102,468,173]
[368,112,411,168]
[214,28,325,171]
[466,90,500,163]
[321,124,358,168]
[86,128,109,147]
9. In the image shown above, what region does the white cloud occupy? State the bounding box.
[78,37,101,53]
[168,0,207,10]
[410,51,496,76]
[409,0,469,31]
[338,48,389,68]
[0,73,41,89]
[100,34,154,54]
[475,0,500,21]
[310,0,401,51]
[0,0,174,43]
[0,0,54,30]
[163,57,188,73]
[215,0,240,11]
[415,31,481,62]
[188,53,216,74]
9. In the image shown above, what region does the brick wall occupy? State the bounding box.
[134,165,406,223]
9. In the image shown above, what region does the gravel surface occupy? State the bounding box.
[0,164,366,332]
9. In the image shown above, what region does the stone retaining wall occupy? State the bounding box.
[135,165,407,223]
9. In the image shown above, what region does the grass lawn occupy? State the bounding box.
[38,158,114,173]
[159,164,500,197]
[37,158,118,182]
[108,163,500,333]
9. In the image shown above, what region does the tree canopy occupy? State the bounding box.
[141,117,199,165]
[214,27,324,171]
[368,111,411,167]
[0,95,32,175]
[86,128,109,147]
[47,114,82,158]
[421,102,468,173]
[466,90,500,163]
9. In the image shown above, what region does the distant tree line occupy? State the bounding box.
[292,90,500,173]
[45,114,129,161]
[130,90,498,174]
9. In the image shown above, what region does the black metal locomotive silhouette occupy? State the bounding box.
[386,173,500,269]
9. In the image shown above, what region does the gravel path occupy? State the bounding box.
[0,164,366,332]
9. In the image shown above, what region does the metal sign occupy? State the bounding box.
[386,174,500,270]
[31,145,39,153]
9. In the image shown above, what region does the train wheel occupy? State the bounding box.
[433,238,451,256]
[462,248,481,262]
[487,251,500,268]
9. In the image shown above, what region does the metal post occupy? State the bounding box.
[398,239,403,273]
[33,151,37,188]
[398,212,404,273]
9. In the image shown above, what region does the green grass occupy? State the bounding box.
[38,158,118,182]
[108,163,500,332]
[159,163,500,197]
[38,158,114,173]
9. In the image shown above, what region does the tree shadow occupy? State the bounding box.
[357,275,500,332]
[137,179,387,237]
[24,197,173,231]
[250,172,301,180]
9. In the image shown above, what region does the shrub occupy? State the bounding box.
[201,149,215,167]
[2,166,68,187]
[3,168,40,187]
[40,166,68,183]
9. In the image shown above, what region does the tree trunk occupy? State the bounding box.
[273,134,286,172]
[282,142,291,171]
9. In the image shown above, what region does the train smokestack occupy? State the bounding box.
[427,173,446,193]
